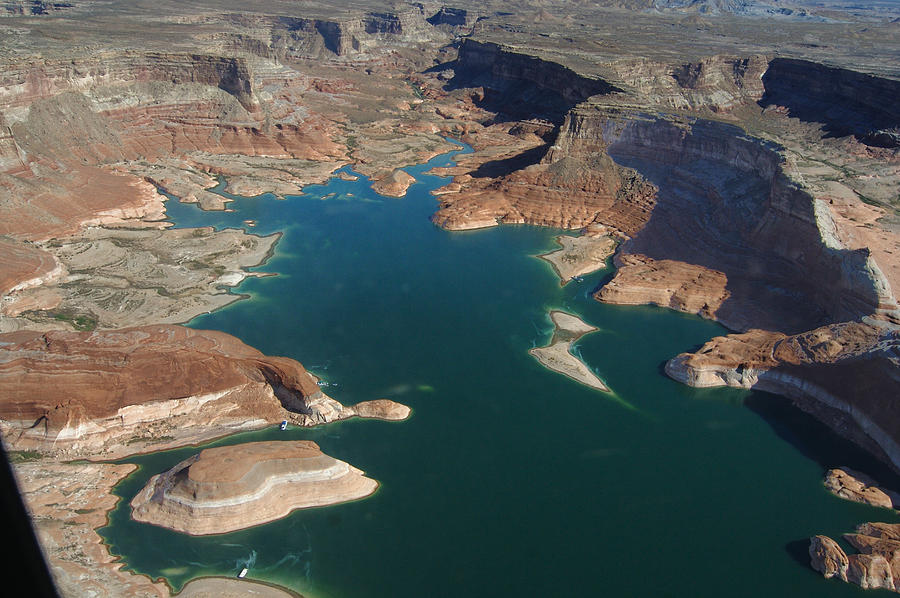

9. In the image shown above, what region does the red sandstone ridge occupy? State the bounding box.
[666,322,900,471]
[0,325,408,458]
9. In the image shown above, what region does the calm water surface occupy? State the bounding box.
[100,142,895,597]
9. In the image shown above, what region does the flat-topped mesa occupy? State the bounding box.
[274,6,442,58]
[0,325,409,459]
[130,440,377,535]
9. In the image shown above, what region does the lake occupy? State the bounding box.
[100,141,892,598]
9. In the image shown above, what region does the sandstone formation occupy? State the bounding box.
[825,467,900,510]
[0,2,898,597]
[0,325,408,459]
[529,310,610,393]
[371,168,417,197]
[2,226,280,332]
[810,523,900,593]
[131,440,377,535]
[426,34,900,484]
[596,254,729,320]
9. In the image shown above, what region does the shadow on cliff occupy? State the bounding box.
[468,144,549,178]
[744,391,900,492]
[430,59,578,124]
[759,58,900,148]
[606,117,883,334]
[427,39,621,125]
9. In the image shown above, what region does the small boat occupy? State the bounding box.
[570,275,584,283]
[238,567,248,578]
[280,420,287,430]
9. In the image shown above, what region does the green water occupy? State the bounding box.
[100,142,896,597]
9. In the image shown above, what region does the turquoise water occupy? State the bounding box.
[100,142,896,597]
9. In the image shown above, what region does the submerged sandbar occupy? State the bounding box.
[529,311,610,392]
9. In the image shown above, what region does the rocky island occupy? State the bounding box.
[131,441,377,535]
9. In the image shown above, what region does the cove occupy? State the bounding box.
[100,141,897,598]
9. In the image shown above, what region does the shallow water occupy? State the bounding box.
[100,142,895,597]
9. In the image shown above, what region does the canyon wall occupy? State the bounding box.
[273,7,443,58]
[450,39,622,121]
[761,58,900,147]
[437,42,900,476]
[590,111,896,332]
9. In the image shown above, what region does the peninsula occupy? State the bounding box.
[530,311,609,392]
[538,233,617,285]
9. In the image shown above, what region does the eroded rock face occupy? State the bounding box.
[762,58,900,147]
[810,535,850,581]
[667,322,900,472]
[811,524,900,593]
[432,149,658,232]
[595,253,729,320]
[0,325,407,458]
[130,440,377,535]
[826,468,900,509]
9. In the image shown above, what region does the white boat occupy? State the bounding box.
[238,567,248,578]
[280,420,287,430]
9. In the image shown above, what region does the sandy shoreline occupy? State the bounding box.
[537,234,617,285]
[176,577,305,598]
[529,311,610,392]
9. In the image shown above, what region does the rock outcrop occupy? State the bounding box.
[0,325,408,458]
[371,168,416,197]
[131,440,377,535]
[811,523,900,592]
[825,467,900,509]
[13,460,169,598]
[432,146,657,231]
[596,253,730,320]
